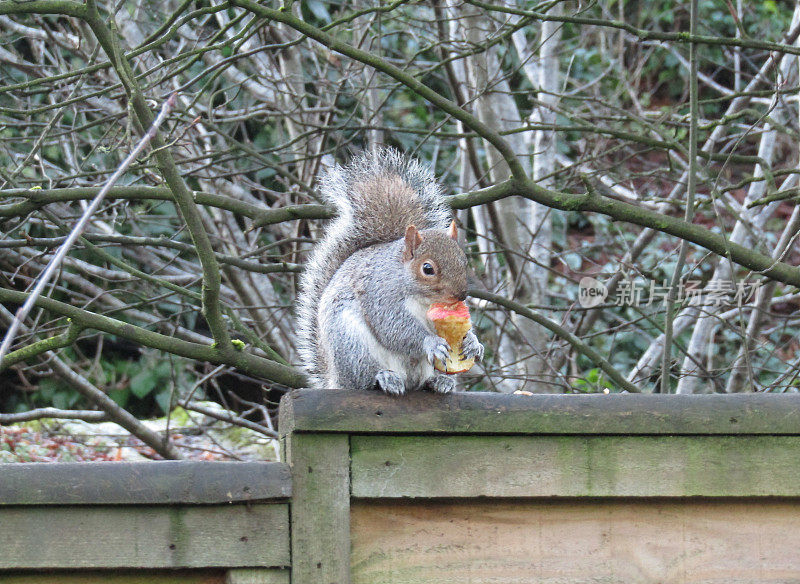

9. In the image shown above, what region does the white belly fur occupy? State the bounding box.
[341,304,433,387]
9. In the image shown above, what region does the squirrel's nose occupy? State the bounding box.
[457,290,467,302]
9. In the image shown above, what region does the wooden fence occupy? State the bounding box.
[3,389,800,583]
[0,461,291,583]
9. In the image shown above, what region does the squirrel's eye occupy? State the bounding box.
[422,262,435,276]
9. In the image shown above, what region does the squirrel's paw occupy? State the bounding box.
[424,335,451,366]
[428,374,456,394]
[460,330,484,361]
[375,370,406,396]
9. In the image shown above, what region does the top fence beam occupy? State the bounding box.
[279,389,800,436]
[0,461,291,505]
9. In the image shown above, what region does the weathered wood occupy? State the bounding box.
[1,572,225,584]
[351,500,800,584]
[0,504,290,569]
[0,461,291,505]
[287,433,350,584]
[280,389,800,436]
[226,568,290,584]
[351,434,800,498]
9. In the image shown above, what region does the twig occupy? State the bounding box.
[178,400,278,438]
[0,305,182,459]
[662,0,699,394]
[469,289,642,393]
[0,93,178,369]
[0,408,107,424]
[0,286,305,386]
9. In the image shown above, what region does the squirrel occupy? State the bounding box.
[296,148,484,395]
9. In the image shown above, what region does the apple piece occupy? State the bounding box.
[426,301,475,374]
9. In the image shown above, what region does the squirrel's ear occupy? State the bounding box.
[403,225,423,261]
[448,220,458,241]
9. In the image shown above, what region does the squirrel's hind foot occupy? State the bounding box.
[427,373,456,394]
[375,370,406,395]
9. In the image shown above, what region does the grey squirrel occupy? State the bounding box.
[296,149,484,394]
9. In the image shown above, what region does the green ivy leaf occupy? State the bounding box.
[129,369,155,399]
[155,389,174,415]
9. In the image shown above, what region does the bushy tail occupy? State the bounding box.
[295,148,452,386]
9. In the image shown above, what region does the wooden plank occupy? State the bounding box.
[0,504,290,569]
[0,462,291,505]
[0,569,289,583]
[226,568,290,584]
[351,435,800,498]
[351,500,800,584]
[280,389,800,436]
[0,571,225,584]
[287,433,350,584]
